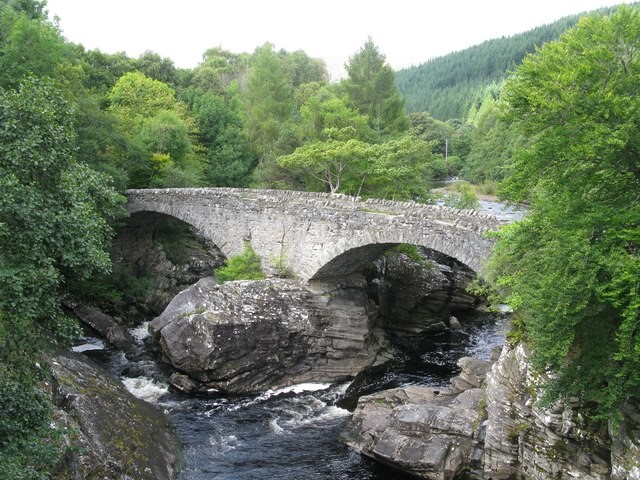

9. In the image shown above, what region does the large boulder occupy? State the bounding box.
[373,248,478,335]
[49,352,182,480]
[149,276,387,393]
[343,386,486,480]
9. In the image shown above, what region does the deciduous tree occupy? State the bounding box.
[0,77,124,476]
[489,6,640,419]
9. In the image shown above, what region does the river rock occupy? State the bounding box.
[49,351,182,480]
[149,276,386,393]
[449,356,492,394]
[343,385,486,479]
[345,340,640,480]
[70,304,135,350]
[375,248,478,335]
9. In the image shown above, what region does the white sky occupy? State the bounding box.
[46,0,630,80]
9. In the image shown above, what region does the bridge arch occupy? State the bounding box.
[125,188,503,282]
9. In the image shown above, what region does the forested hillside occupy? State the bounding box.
[395,4,626,120]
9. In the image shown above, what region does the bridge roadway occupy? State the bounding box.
[125,188,506,282]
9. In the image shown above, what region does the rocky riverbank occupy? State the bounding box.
[343,343,640,480]
[49,352,182,480]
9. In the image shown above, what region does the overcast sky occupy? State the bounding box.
[46,0,630,80]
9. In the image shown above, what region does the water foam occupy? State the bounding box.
[129,321,151,342]
[72,337,105,352]
[121,376,169,403]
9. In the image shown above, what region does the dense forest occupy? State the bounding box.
[1,0,639,477]
[395,4,628,120]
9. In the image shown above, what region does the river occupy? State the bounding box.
[77,310,507,479]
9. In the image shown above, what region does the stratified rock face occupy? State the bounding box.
[110,212,225,319]
[50,352,182,480]
[149,276,385,393]
[343,386,486,480]
[483,344,611,480]
[375,248,478,335]
[343,342,640,480]
[610,400,640,480]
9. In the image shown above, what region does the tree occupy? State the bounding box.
[0,0,47,20]
[0,5,72,88]
[278,130,439,199]
[300,86,373,142]
[107,71,203,187]
[242,43,293,163]
[280,49,329,87]
[137,110,191,162]
[108,71,184,131]
[342,37,409,136]
[191,92,253,186]
[0,77,124,476]
[409,111,456,156]
[489,6,640,419]
[277,131,370,194]
[461,92,519,183]
[80,49,137,92]
[365,134,442,199]
[190,47,248,95]
[135,50,178,87]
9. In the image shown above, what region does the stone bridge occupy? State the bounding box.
[125,188,506,282]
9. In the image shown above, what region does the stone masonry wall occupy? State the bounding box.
[126,188,505,281]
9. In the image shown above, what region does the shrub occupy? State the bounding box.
[215,242,266,282]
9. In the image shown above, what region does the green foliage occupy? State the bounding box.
[300,87,374,142]
[0,315,64,479]
[441,181,480,210]
[135,50,178,87]
[215,242,266,283]
[243,43,293,163]
[280,49,329,87]
[488,6,640,419]
[343,37,409,136]
[460,89,520,183]
[67,264,153,305]
[0,5,73,88]
[107,71,205,188]
[108,71,184,131]
[190,92,253,186]
[190,47,250,96]
[0,0,47,19]
[137,110,191,161]
[387,244,432,269]
[277,134,370,194]
[0,77,124,477]
[80,49,137,92]
[0,370,63,480]
[409,111,456,157]
[0,77,125,322]
[277,132,439,199]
